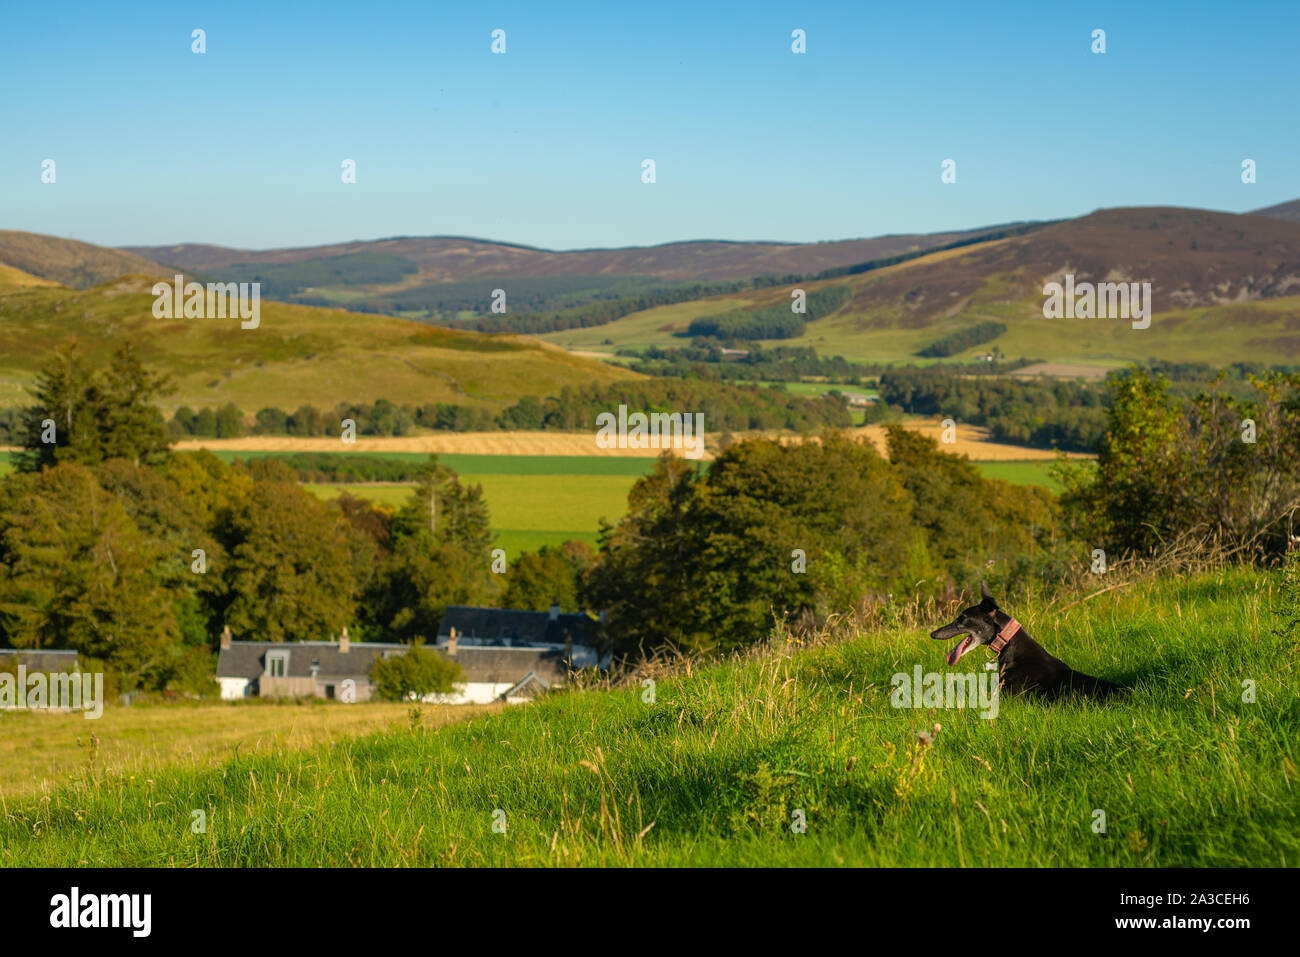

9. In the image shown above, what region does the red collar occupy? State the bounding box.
[989,618,1021,654]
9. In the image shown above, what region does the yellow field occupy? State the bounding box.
[0,700,497,801]
[174,431,692,457]
[174,421,1088,462]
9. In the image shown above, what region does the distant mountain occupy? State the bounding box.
[123,225,1031,284]
[542,206,1300,365]
[0,230,168,289]
[1252,198,1300,223]
[121,224,1045,328]
[835,206,1300,324]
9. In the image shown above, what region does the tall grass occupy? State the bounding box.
[1,566,1294,867]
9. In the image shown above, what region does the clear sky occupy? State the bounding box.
[1,0,1295,250]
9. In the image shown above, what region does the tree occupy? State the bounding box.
[683,434,921,647]
[0,462,176,685]
[1061,368,1300,559]
[254,407,288,435]
[221,467,357,642]
[502,541,596,612]
[581,453,703,657]
[886,426,1056,581]
[214,402,244,438]
[19,343,173,471]
[358,457,498,641]
[370,641,465,701]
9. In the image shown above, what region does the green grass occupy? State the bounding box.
[3,566,1294,866]
[302,466,642,554]
[974,460,1062,492]
[730,380,878,398]
[0,700,496,801]
[216,450,660,476]
[0,279,638,413]
[303,483,418,509]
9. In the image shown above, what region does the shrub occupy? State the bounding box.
[370,642,465,701]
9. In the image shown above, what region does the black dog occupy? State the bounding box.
[929,581,1127,701]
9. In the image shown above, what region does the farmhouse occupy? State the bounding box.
[215,602,604,705]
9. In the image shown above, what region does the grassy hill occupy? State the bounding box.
[0,274,638,413]
[1,564,1293,866]
[545,207,1300,365]
[0,231,169,289]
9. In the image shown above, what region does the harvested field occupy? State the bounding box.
[1011,362,1114,379]
[170,422,1090,462]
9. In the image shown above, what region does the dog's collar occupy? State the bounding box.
[989,618,1021,654]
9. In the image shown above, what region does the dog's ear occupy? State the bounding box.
[979,579,999,609]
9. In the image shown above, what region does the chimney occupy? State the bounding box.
[220,625,232,650]
[549,598,561,622]
[447,627,458,655]
[339,626,350,654]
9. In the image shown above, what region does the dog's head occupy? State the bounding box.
[930,580,1002,665]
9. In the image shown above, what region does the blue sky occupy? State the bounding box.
[1,0,1295,250]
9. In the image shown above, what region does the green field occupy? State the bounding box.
[973,460,1065,493]
[305,472,638,553]
[287,452,665,553]
[3,565,1293,866]
[215,450,659,476]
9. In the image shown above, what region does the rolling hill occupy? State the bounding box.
[0,272,638,413]
[1253,198,1300,223]
[542,206,1300,366]
[124,224,1031,284]
[0,231,170,289]
[119,224,1043,324]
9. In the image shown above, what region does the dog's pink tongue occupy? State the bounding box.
[946,636,972,666]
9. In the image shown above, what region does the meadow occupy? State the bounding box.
[281,452,657,554]
[973,460,1064,493]
[0,700,499,802]
[303,473,638,553]
[2,565,1292,866]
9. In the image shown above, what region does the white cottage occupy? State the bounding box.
[215,603,604,705]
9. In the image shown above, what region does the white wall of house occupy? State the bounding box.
[218,677,251,700]
[421,681,516,705]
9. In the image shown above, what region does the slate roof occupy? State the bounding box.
[215,640,577,685]
[444,646,572,684]
[438,606,596,647]
[0,649,80,673]
[216,641,406,681]
[501,671,551,700]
